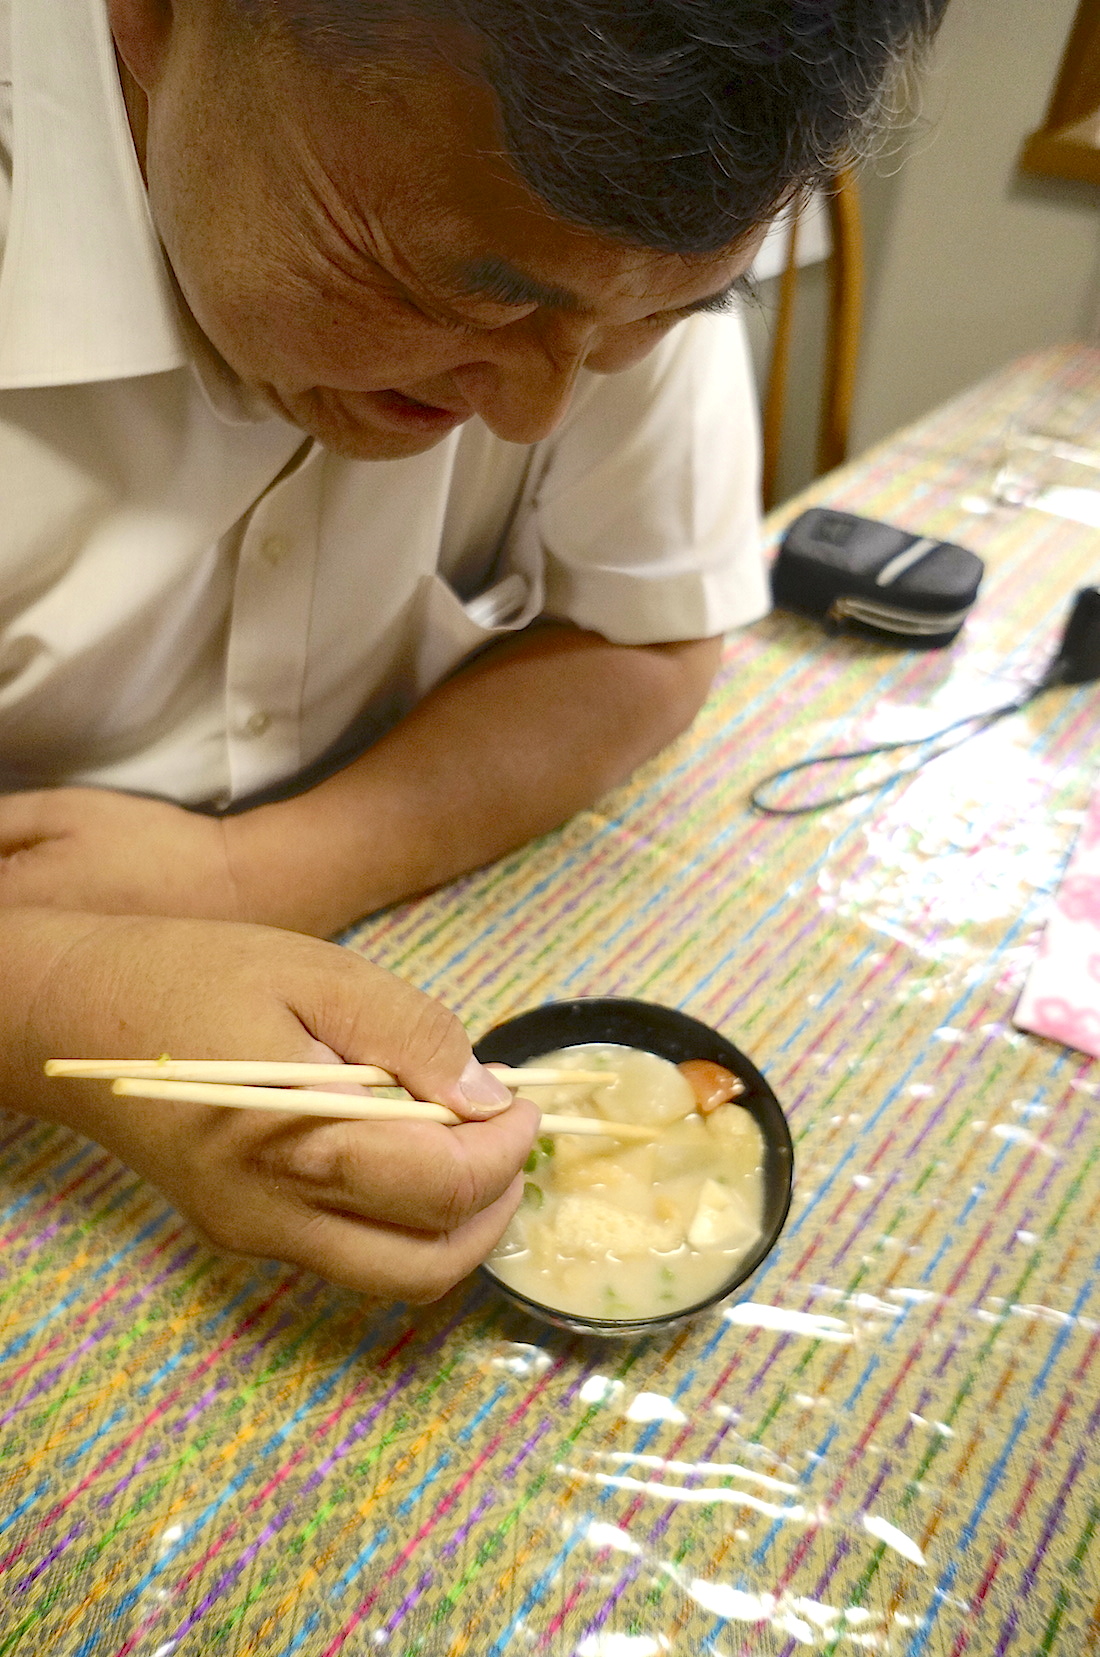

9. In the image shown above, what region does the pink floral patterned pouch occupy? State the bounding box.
[1015,783,1100,1058]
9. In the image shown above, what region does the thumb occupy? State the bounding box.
[282,942,513,1120]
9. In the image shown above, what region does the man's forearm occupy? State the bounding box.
[228,626,723,935]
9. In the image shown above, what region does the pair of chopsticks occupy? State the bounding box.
[44,1058,656,1141]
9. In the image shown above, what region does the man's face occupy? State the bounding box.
[114,1,762,460]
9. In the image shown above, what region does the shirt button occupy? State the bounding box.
[259,534,290,567]
[242,710,271,737]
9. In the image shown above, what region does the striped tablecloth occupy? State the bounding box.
[2,345,1099,1656]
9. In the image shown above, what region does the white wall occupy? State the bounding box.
[750,0,1100,503]
[854,0,1100,449]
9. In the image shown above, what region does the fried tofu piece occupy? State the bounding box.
[552,1195,683,1258]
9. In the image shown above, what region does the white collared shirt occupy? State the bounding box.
[0,0,766,808]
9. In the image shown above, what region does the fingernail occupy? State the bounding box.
[458,1058,513,1115]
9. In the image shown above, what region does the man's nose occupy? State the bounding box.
[450,313,598,444]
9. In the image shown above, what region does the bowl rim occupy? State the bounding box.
[474,996,794,1338]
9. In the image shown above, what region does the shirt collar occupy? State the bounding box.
[0,0,187,388]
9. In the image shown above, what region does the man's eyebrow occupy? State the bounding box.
[443,256,583,311]
[442,256,755,317]
[676,273,757,316]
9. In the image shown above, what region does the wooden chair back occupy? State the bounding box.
[761,170,865,510]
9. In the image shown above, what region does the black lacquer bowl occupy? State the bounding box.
[475,998,794,1339]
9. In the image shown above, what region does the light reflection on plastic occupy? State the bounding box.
[724,1302,854,1342]
[576,1636,670,1657]
[990,1122,1058,1157]
[487,1342,554,1377]
[600,1451,800,1497]
[584,1520,641,1556]
[817,721,1085,978]
[1002,1300,1099,1332]
[579,1374,625,1407]
[811,1289,902,1320]
[561,1464,812,1523]
[577,1500,942,1650]
[623,1392,687,1425]
[908,1412,954,1438]
[667,1570,887,1644]
[862,1513,927,1565]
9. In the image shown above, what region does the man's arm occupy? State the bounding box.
[0,626,723,935]
[229,625,723,933]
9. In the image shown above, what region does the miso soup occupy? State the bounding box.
[487,1043,766,1321]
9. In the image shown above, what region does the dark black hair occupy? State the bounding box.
[236,0,949,254]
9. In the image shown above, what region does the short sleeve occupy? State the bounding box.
[523,309,768,645]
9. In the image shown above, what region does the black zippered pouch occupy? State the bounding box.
[771,508,985,648]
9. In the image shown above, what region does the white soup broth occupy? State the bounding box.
[487,1044,765,1320]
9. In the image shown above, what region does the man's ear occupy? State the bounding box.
[107,0,176,91]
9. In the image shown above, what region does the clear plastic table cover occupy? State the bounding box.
[2,345,1099,1655]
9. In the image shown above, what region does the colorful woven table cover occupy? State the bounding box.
[2,345,1099,1656]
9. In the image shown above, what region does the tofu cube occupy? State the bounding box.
[687,1179,760,1252]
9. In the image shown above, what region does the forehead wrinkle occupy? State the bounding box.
[402,192,757,318]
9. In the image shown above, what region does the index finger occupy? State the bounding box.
[259,1094,540,1233]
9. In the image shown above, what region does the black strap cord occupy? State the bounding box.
[751,587,1100,815]
[749,681,1051,817]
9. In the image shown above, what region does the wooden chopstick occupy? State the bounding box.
[107,1077,657,1140]
[45,1059,615,1088]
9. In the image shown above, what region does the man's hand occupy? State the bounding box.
[7,909,535,1301]
[0,788,244,921]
